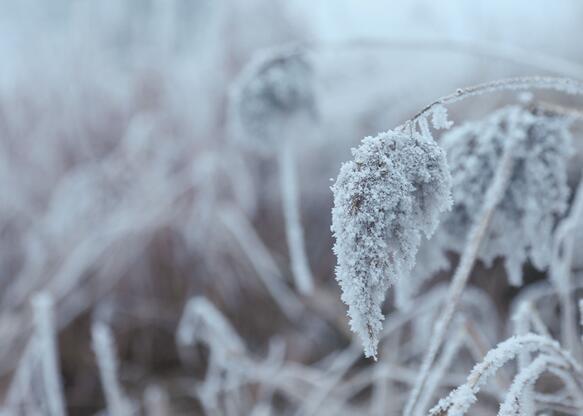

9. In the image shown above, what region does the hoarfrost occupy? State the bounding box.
[331,130,451,357]
[232,47,316,154]
[440,105,573,285]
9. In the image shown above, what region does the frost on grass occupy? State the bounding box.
[331,130,451,358]
[440,105,573,286]
[429,333,579,415]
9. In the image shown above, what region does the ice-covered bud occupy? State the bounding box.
[331,130,452,357]
[232,47,316,154]
[441,105,573,285]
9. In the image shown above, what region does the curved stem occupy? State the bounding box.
[278,140,314,295]
[407,76,583,127]
[403,143,515,416]
[309,38,583,79]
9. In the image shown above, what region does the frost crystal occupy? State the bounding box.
[430,104,454,130]
[440,105,573,285]
[233,48,316,153]
[331,130,451,357]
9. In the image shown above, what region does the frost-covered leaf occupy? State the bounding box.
[440,105,573,285]
[331,130,451,357]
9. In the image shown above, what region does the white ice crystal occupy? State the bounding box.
[331,130,451,358]
[440,105,573,285]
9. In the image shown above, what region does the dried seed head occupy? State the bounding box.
[440,105,573,285]
[331,130,451,357]
[232,47,316,154]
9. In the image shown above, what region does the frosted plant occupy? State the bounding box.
[232,47,316,154]
[429,334,583,416]
[497,355,566,416]
[331,129,452,358]
[231,46,317,295]
[360,78,583,416]
[440,105,573,285]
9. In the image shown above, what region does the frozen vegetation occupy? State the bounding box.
[1,1,583,415]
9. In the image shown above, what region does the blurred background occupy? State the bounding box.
[1,1,583,415]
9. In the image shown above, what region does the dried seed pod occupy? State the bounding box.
[232,47,316,154]
[440,105,573,285]
[331,130,451,357]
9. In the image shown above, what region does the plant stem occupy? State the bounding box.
[278,139,314,295]
[403,144,515,416]
[408,76,583,127]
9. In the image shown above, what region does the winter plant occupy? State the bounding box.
[331,76,583,415]
[331,126,452,358]
[5,3,583,414]
[230,45,317,295]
